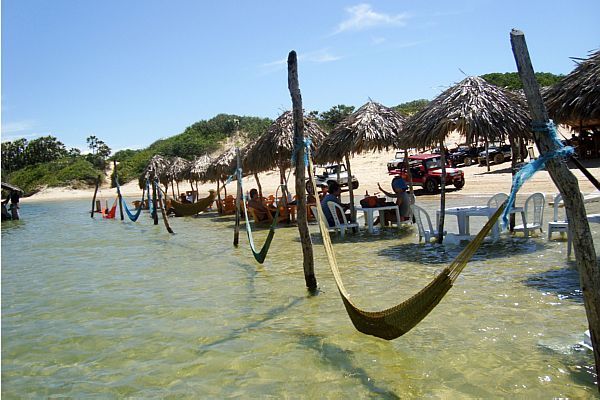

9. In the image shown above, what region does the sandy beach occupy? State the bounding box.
[21,148,600,204]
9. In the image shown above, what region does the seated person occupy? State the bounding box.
[376,176,412,225]
[320,181,352,227]
[247,188,272,222]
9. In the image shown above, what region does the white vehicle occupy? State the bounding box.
[387,151,405,171]
[310,164,359,190]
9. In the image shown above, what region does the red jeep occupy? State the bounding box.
[388,153,465,194]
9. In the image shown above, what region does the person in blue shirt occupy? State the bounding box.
[320,181,351,227]
[376,176,412,225]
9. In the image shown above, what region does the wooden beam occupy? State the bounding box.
[90,174,101,218]
[288,50,317,291]
[511,29,600,389]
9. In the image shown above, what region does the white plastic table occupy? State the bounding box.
[437,206,502,240]
[355,205,401,233]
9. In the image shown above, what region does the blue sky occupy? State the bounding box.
[2,0,599,152]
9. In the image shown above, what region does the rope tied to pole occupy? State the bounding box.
[501,120,574,228]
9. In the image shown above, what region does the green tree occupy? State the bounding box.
[317,105,356,131]
[480,72,564,90]
[393,99,430,117]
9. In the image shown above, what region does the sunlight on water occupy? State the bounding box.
[2,197,599,398]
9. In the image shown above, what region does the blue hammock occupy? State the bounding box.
[115,178,146,222]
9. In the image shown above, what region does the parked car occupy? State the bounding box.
[387,151,405,171]
[478,144,512,165]
[388,153,465,194]
[310,164,359,190]
[449,145,483,166]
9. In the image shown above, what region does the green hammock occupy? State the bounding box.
[236,167,283,264]
[306,150,505,340]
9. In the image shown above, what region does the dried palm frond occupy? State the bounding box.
[398,76,531,149]
[545,50,600,129]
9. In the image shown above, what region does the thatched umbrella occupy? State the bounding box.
[168,156,191,198]
[141,154,170,186]
[187,154,212,199]
[545,50,600,130]
[397,76,532,242]
[206,147,237,210]
[190,154,212,182]
[314,100,407,219]
[244,111,326,196]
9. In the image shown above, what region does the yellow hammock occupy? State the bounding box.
[306,153,505,340]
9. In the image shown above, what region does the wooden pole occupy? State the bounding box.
[254,172,263,199]
[233,148,242,246]
[90,174,101,218]
[438,139,446,243]
[151,179,159,225]
[114,161,124,221]
[157,195,174,234]
[288,50,317,291]
[345,154,356,222]
[511,29,600,388]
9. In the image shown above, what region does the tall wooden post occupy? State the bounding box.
[113,161,124,221]
[511,29,600,388]
[345,154,356,222]
[233,148,242,246]
[288,50,317,291]
[438,140,446,243]
[151,179,159,225]
[90,174,101,218]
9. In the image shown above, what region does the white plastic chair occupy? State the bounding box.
[513,192,545,238]
[487,192,508,208]
[548,193,571,256]
[326,202,359,239]
[410,204,443,243]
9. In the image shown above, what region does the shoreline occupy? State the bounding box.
[20,149,600,203]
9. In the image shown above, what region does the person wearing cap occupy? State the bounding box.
[320,181,352,227]
[376,176,412,225]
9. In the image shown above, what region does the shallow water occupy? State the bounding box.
[2,196,599,398]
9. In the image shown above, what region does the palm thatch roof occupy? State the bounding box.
[545,50,600,129]
[1,182,23,193]
[206,147,237,182]
[189,154,212,182]
[244,111,327,173]
[142,155,170,182]
[314,101,406,164]
[397,76,532,149]
[169,156,191,181]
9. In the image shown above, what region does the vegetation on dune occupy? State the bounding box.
[480,72,564,90]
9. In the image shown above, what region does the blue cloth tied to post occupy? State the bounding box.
[501,121,574,228]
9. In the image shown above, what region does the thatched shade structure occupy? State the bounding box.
[190,154,212,182]
[169,157,191,181]
[313,101,407,220]
[141,155,170,184]
[314,101,406,164]
[397,76,532,149]
[545,50,600,130]
[167,156,191,198]
[244,111,326,176]
[397,76,532,243]
[206,147,237,204]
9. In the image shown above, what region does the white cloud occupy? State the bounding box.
[372,37,386,45]
[260,49,341,74]
[335,4,408,34]
[1,120,35,134]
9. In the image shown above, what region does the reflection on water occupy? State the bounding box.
[2,198,599,398]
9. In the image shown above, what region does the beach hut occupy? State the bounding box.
[189,154,212,192]
[314,100,407,219]
[168,156,191,198]
[545,50,600,159]
[206,147,237,211]
[397,76,532,242]
[545,50,600,130]
[244,111,326,195]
